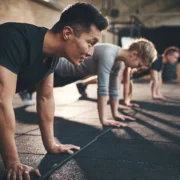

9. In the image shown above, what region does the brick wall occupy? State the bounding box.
[0,0,60,28]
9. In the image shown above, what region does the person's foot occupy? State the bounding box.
[19,91,34,106]
[76,83,87,97]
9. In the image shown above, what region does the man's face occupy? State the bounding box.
[166,52,179,64]
[63,25,101,66]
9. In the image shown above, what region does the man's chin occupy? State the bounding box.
[68,59,79,66]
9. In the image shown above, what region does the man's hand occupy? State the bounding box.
[102,119,127,127]
[47,144,80,155]
[7,162,41,180]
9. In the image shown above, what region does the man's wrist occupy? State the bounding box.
[6,160,20,169]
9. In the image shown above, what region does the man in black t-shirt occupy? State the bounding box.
[0,3,108,180]
[151,55,164,72]
[150,46,179,100]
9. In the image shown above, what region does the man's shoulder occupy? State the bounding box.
[0,22,37,29]
[0,22,47,36]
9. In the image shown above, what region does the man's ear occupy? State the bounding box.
[62,26,74,40]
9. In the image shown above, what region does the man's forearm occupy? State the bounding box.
[0,103,19,168]
[157,72,162,95]
[36,96,55,152]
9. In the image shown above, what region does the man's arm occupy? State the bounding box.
[150,69,165,99]
[0,65,40,180]
[0,66,19,168]
[35,73,80,154]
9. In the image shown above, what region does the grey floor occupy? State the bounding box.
[0,81,180,180]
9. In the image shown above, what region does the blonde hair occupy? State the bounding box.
[128,38,157,66]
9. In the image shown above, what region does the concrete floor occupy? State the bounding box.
[0,80,180,180]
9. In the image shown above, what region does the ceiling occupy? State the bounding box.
[34,0,180,28]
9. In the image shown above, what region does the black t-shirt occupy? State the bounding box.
[151,55,163,72]
[0,22,59,93]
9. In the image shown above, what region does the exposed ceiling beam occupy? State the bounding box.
[32,0,67,11]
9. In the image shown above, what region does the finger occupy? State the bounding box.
[18,168,23,180]
[31,169,41,177]
[7,169,13,180]
[110,122,121,127]
[12,169,17,180]
[23,170,30,180]
[67,149,74,155]
[116,122,127,127]
[132,104,139,107]
[119,105,131,110]
[124,116,136,121]
[120,116,125,121]
[127,104,133,107]
[122,106,131,110]
[67,144,80,150]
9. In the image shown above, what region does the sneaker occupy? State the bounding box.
[23,99,34,106]
[76,83,87,97]
[19,91,34,106]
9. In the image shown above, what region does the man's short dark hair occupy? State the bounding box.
[51,2,108,35]
[163,46,180,56]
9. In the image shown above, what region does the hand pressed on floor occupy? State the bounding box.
[102,119,127,128]
[48,144,80,155]
[118,104,131,110]
[7,162,41,180]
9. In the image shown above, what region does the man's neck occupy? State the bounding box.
[162,55,167,64]
[43,30,64,58]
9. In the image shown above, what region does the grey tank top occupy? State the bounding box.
[55,43,123,100]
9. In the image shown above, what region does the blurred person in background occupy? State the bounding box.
[122,46,179,108]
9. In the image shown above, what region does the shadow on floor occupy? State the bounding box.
[126,100,180,117]
[1,104,180,180]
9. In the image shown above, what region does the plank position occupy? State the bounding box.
[0,3,108,180]
[123,46,179,107]
[53,39,157,127]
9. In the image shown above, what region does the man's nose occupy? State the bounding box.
[86,46,94,57]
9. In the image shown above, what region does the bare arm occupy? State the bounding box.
[0,66,18,168]
[35,73,55,151]
[123,67,131,105]
[150,69,163,99]
[0,66,40,180]
[97,96,127,127]
[121,67,139,108]
[36,73,80,154]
